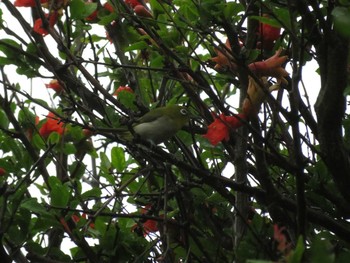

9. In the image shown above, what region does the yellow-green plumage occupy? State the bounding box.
[118,105,190,144]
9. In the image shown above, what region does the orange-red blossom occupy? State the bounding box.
[211,39,236,71]
[248,49,288,84]
[257,15,281,50]
[39,112,65,138]
[273,224,292,256]
[203,77,281,146]
[72,213,95,229]
[85,2,114,21]
[0,168,6,176]
[203,113,246,146]
[45,79,63,93]
[125,0,141,8]
[125,0,153,18]
[14,0,47,7]
[212,46,288,84]
[113,86,134,96]
[131,205,159,236]
[15,0,69,36]
[242,76,280,118]
[133,5,153,18]
[204,49,288,145]
[33,12,59,36]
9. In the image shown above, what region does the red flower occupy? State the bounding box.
[0,168,6,176]
[203,113,246,146]
[72,213,95,229]
[259,23,281,50]
[248,48,288,84]
[39,112,65,138]
[131,205,159,236]
[71,214,81,223]
[85,5,98,21]
[140,204,152,214]
[142,219,158,235]
[211,39,288,84]
[14,0,35,7]
[134,5,153,18]
[45,79,63,93]
[273,224,291,254]
[125,0,141,8]
[59,217,73,235]
[14,0,47,7]
[103,2,114,13]
[85,2,114,21]
[33,12,59,36]
[257,15,281,50]
[211,39,236,70]
[114,86,134,96]
[82,129,94,138]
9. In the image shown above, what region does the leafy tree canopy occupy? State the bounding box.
[1,0,350,262]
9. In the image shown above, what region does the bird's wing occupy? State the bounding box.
[135,108,163,124]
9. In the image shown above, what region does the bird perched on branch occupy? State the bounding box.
[117,104,191,145]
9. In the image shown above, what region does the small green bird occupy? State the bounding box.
[118,105,190,144]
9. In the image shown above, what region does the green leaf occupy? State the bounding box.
[93,216,108,236]
[116,88,136,110]
[25,241,47,256]
[98,11,118,26]
[124,41,148,52]
[149,0,164,15]
[70,0,97,20]
[150,54,164,68]
[84,34,105,43]
[0,109,9,129]
[250,15,282,28]
[332,7,350,38]
[21,198,52,217]
[275,8,291,28]
[99,224,117,253]
[100,152,111,172]
[26,42,39,55]
[104,105,121,128]
[2,139,22,160]
[205,192,227,204]
[48,176,70,207]
[310,234,335,263]
[18,107,36,126]
[81,188,102,200]
[47,132,60,145]
[0,39,21,59]
[343,85,350,96]
[111,146,126,172]
[288,236,305,263]
[100,170,115,186]
[0,56,12,65]
[32,134,46,150]
[224,2,244,21]
[7,219,29,245]
[63,143,77,155]
[175,0,198,22]
[16,63,39,78]
[339,0,350,5]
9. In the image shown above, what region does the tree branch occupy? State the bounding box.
[315,33,350,202]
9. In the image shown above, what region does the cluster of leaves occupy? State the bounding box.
[1,0,350,262]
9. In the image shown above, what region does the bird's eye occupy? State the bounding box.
[180,108,188,116]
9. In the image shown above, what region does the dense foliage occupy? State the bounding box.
[1,0,350,262]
